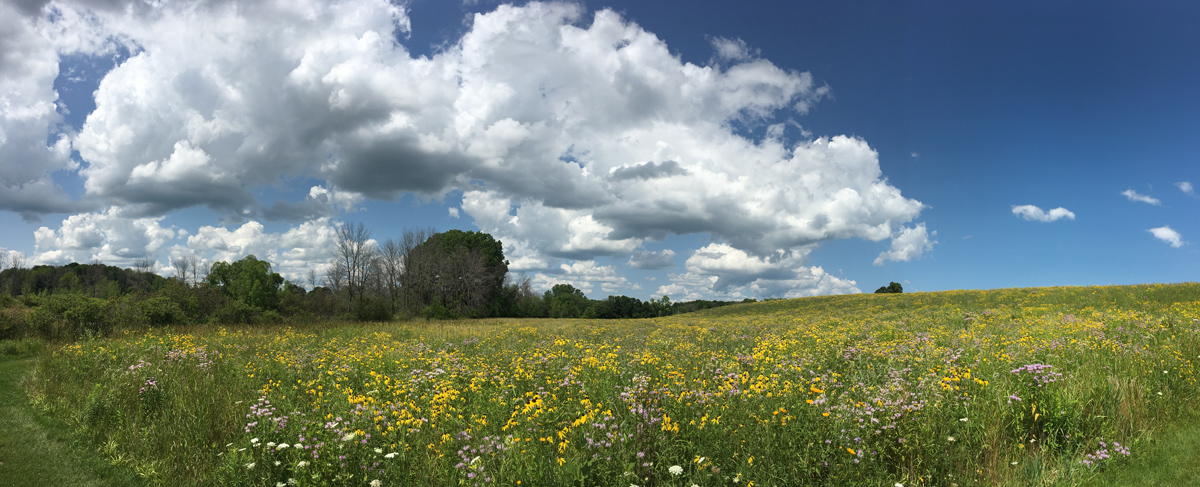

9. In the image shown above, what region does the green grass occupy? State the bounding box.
[9,283,1200,486]
[1079,413,1200,486]
[0,356,144,487]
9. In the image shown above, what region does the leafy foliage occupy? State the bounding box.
[206,255,284,310]
[875,281,904,294]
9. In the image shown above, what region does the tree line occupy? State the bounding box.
[0,224,751,340]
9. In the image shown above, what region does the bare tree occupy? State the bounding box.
[0,248,8,273]
[334,222,373,305]
[398,227,435,314]
[188,254,202,286]
[306,267,319,290]
[325,260,346,294]
[379,238,404,314]
[134,258,154,274]
[171,256,190,284]
[9,251,26,270]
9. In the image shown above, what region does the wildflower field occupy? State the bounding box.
[23,284,1200,486]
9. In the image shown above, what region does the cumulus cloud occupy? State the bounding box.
[1011,204,1076,222]
[1177,181,1195,197]
[186,217,339,282]
[31,206,175,265]
[1148,226,1184,248]
[533,260,630,295]
[0,2,85,218]
[1122,189,1160,205]
[627,249,675,270]
[709,37,759,63]
[651,243,859,300]
[7,1,931,298]
[873,223,936,266]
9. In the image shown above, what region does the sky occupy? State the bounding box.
[0,0,1196,300]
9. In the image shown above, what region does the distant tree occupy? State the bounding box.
[379,238,404,315]
[325,261,346,294]
[9,252,26,270]
[544,284,589,318]
[334,222,374,306]
[206,255,285,310]
[188,254,202,286]
[171,257,190,284]
[401,230,508,317]
[306,267,319,290]
[875,282,904,294]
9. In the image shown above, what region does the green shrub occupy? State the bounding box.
[0,306,31,340]
[353,297,392,321]
[421,302,459,320]
[108,295,149,330]
[209,299,261,325]
[140,296,187,327]
[0,338,45,357]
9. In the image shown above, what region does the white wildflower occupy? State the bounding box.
[267,442,276,448]
[245,462,255,469]
[342,432,357,442]
[669,465,683,476]
[287,479,297,486]
[370,480,382,487]
[277,443,290,450]
[384,452,397,459]
[374,448,383,454]
[274,461,281,466]
[960,417,968,422]
[297,461,309,468]
[276,483,285,487]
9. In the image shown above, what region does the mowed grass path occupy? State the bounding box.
[0,356,143,487]
[1080,414,1200,487]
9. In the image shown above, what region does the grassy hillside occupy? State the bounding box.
[15,283,1200,486]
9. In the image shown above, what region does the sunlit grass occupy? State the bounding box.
[25,283,1200,486]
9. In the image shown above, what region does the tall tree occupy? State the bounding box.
[401,230,508,317]
[206,255,285,309]
[334,222,373,305]
[171,257,190,284]
[188,254,202,286]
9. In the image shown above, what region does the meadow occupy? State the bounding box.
[19,283,1200,486]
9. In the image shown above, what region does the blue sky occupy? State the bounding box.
[0,0,1196,300]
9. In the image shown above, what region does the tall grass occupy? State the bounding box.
[23,283,1200,486]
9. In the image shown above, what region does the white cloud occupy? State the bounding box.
[1122,189,1160,205]
[187,217,339,282]
[7,1,932,299]
[1177,181,1195,197]
[873,223,936,266]
[532,260,630,295]
[448,207,460,218]
[709,37,759,63]
[1148,226,1184,248]
[0,2,83,218]
[653,243,859,300]
[32,207,175,266]
[1011,204,1076,223]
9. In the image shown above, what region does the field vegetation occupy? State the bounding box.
[14,283,1200,486]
